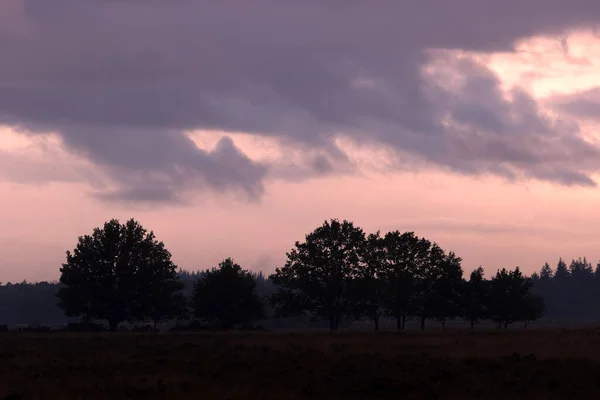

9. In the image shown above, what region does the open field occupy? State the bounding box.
[3,330,600,399]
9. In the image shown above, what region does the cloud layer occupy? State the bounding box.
[2,0,600,202]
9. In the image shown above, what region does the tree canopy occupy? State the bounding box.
[192,258,265,329]
[56,218,183,331]
[270,219,366,330]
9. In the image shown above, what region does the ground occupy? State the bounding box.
[2,329,600,399]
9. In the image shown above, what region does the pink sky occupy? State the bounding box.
[2,152,600,282]
[2,2,600,282]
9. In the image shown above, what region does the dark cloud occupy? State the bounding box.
[2,0,600,202]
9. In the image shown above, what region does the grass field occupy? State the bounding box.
[2,329,600,399]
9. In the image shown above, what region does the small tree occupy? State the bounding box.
[57,219,182,331]
[462,267,489,330]
[192,258,264,329]
[488,267,532,328]
[518,294,545,329]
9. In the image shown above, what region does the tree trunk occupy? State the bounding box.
[503,321,508,329]
[441,320,446,330]
[524,321,528,329]
[470,320,475,330]
[396,316,402,330]
[402,315,407,331]
[420,316,426,331]
[153,320,158,334]
[108,319,120,332]
[374,315,379,331]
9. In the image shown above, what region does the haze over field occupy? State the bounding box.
[2,0,600,281]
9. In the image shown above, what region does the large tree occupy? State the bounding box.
[270,219,366,330]
[192,258,264,329]
[57,219,183,331]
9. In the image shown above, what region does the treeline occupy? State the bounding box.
[530,258,600,320]
[1,218,599,330]
[269,220,542,330]
[0,272,276,326]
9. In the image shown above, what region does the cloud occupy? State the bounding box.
[380,218,597,243]
[0,140,105,186]
[547,88,600,121]
[2,0,600,202]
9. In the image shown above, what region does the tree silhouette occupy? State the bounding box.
[488,267,533,328]
[379,231,424,331]
[270,219,366,330]
[540,263,554,281]
[554,258,570,280]
[569,257,593,280]
[57,219,182,331]
[462,267,489,330]
[346,232,386,330]
[518,294,545,329]
[416,244,463,330]
[192,258,264,329]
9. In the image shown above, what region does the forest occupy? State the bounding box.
[0,218,598,330]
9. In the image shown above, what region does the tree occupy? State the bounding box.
[57,219,183,331]
[569,257,593,280]
[462,267,489,330]
[346,232,386,330]
[539,263,554,281]
[518,294,545,329]
[192,258,264,329]
[554,258,570,280]
[488,267,532,328]
[380,231,425,331]
[270,219,366,330]
[421,247,464,330]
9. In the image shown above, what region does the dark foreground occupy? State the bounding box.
[2,329,600,399]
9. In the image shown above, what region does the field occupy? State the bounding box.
[2,329,600,399]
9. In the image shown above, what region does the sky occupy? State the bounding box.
[2,0,600,282]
